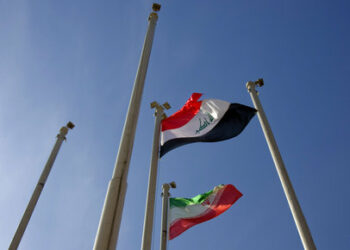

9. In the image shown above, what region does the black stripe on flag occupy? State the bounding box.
[160,103,256,157]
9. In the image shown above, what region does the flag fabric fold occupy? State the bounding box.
[169,184,242,240]
[160,93,256,157]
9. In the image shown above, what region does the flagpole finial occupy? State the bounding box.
[246,78,264,92]
[255,78,264,87]
[152,3,161,12]
[58,121,75,138]
[162,182,176,191]
[149,3,160,21]
[67,121,75,129]
[162,182,176,197]
[163,102,171,110]
[150,101,171,119]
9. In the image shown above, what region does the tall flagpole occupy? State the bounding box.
[160,182,176,250]
[246,79,316,250]
[93,4,161,250]
[141,102,170,250]
[9,122,75,250]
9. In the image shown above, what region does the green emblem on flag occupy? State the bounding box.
[196,113,214,134]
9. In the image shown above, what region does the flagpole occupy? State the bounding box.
[93,4,161,250]
[141,102,170,250]
[246,79,316,250]
[160,182,176,250]
[9,122,75,250]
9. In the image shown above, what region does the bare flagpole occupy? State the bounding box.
[246,79,316,250]
[9,122,75,250]
[141,102,171,250]
[93,4,161,250]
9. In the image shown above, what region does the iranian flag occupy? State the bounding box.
[169,184,242,240]
[160,93,256,157]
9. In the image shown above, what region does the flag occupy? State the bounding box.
[160,93,256,157]
[169,184,242,240]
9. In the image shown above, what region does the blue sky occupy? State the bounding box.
[1,0,349,249]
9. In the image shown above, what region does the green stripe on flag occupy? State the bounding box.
[170,189,214,208]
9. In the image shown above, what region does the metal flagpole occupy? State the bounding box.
[160,182,176,250]
[93,4,161,250]
[9,122,75,250]
[246,79,316,250]
[141,102,171,250]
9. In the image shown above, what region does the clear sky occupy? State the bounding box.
[1,0,349,249]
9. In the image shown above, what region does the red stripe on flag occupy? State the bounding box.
[169,184,242,240]
[161,93,203,131]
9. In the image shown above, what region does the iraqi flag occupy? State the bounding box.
[160,93,256,157]
[169,184,242,240]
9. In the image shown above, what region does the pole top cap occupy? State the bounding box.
[150,101,171,119]
[152,3,161,12]
[255,78,264,87]
[162,102,171,110]
[246,78,264,91]
[67,121,75,129]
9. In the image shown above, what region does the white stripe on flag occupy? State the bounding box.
[161,99,230,145]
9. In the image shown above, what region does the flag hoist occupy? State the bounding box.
[9,122,75,250]
[246,79,316,250]
[93,4,161,250]
[141,101,171,250]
